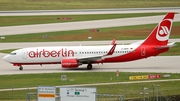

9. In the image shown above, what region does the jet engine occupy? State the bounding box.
[61,59,79,68]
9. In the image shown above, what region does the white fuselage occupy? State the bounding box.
[4,45,139,64]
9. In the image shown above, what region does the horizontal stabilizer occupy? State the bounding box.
[155,42,176,50]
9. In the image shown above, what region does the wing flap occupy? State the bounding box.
[77,43,117,63]
[77,55,103,62]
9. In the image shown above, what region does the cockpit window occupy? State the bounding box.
[10,53,16,55]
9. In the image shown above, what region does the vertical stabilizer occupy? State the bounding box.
[141,12,175,45]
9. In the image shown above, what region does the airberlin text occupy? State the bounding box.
[28,48,74,58]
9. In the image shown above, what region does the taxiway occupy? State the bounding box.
[0,8,179,75]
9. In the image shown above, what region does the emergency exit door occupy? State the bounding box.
[22,50,27,59]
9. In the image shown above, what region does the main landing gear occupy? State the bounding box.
[19,66,23,70]
[87,64,92,70]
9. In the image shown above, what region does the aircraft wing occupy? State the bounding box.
[77,55,104,62]
[77,43,117,63]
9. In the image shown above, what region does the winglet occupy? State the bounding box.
[106,44,117,56]
[111,38,116,45]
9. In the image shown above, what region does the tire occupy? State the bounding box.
[19,66,23,70]
[87,64,92,70]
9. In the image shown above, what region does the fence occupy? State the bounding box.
[26,93,124,101]
[0,83,180,101]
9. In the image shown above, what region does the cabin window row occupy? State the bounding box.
[78,51,131,54]
[79,51,108,54]
[34,51,132,55]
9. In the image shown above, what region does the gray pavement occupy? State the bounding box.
[0,8,179,75]
[0,7,180,16]
[1,14,180,36]
[0,7,180,36]
[0,52,180,75]
[0,39,179,50]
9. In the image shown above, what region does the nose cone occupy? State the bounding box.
[3,55,10,62]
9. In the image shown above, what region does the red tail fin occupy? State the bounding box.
[141,12,175,45]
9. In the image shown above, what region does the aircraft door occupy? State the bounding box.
[22,50,27,59]
[141,47,146,56]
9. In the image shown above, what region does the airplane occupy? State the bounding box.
[3,12,176,70]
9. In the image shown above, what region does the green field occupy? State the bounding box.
[0,72,179,89]
[0,0,179,10]
[0,49,17,54]
[1,81,180,100]
[0,13,166,27]
[0,22,180,42]
[0,72,180,100]
[0,22,179,56]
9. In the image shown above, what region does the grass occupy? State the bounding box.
[0,22,180,42]
[0,22,179,56]
[1,82,180,100]
[0,13,167,27]
[0,49,18,54]
[0,0,180,10]
[0,72,179,89]
[0,72,180,100]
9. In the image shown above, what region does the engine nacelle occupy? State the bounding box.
[61,59,79,68]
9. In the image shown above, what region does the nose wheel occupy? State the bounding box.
[87,64,92,70]
[19,66,23,70]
